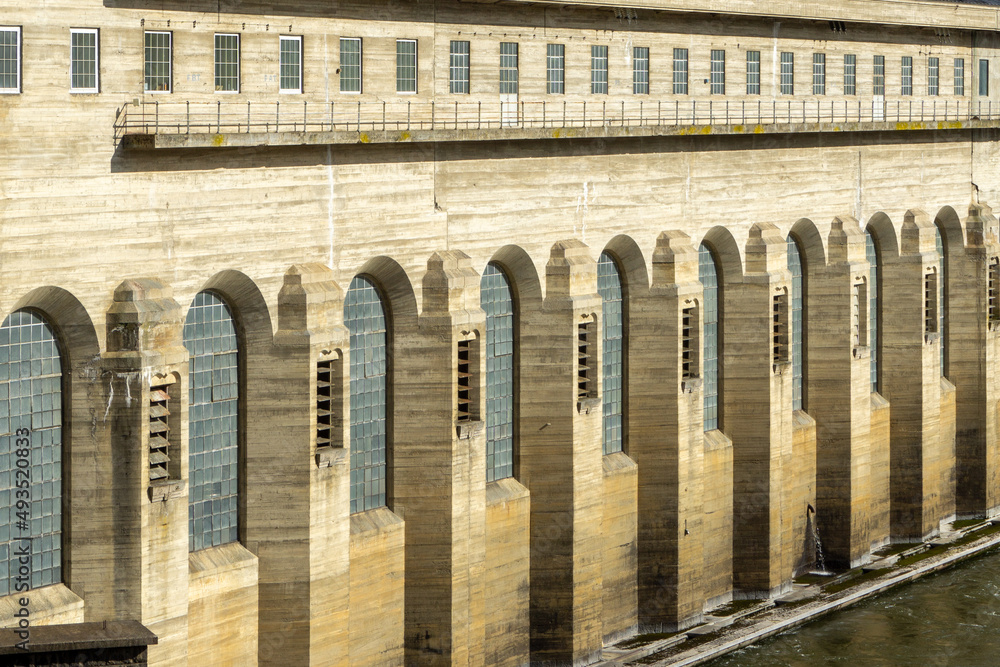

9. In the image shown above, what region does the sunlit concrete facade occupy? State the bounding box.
[3,0,1000,665]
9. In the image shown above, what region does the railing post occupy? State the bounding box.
[246,100,250,133]
[602,100,606,126]
[330,101,334,131]
[358,101,362,131]
[407,101,411,130]
[521,100,524,128]
[216,100,220,133]
[431,100,435,130]
[709,100,713,124]
[383,101,387,131]
[543,100,546,128]
[583,100,587,127]
[304,100,308,132]
[621,100,625,126]
[639,100,643,126]
[692,99,695,124]
[276,100,280,132]
[455,100,458,129]
[187,100,191,134]
[155,100,159,133]
[478,101,482,130]
[563,100,567,127]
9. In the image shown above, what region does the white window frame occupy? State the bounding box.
[279,35,302,94]
[143,30,172,94]
[340,37,362,94]
[449,40,470,94]
[214,32,240,94]
[396,39,417,94]
[0,26,21,94]
[70,28,99,93]
[710,49,726,95]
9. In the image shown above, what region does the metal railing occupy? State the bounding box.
[113,98,1000,140]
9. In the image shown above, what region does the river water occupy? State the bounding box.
[706,546,1000,667]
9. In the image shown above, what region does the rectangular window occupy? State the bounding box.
[901,56,913,96]
[279,35,302,93]
[780,51,794,95]
[955,58,965,96]
[844,53,857,95]
[813,53,826,95]
[989,257,1000,324]
[500,42,518,95]
[340,38,361,93]
[592,45,608,94]
[449,40,470,94]
[873,55,885,96]
[980,59,990,96]
[577,319,597,401]
[746,50,760,95]
[673,48,689,94]
[681,306,700,379]
[710,49,725,94]
[547,44,565,94]
[396,39,417,93]
[773,294,789,364]
[633,46,649,94]
[456,337,479,423]
[925,271,939,334]
[0,27,19,93]
[70,29,98,93]
[853,283,868,348]
[928,56,940,96]
[214,33,240,93]
[143,31,171,93]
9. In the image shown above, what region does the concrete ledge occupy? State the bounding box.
[0,585,84,629]
[0,620,156,655]
[119,118,1000,150]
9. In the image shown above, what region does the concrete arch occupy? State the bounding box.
[934,205,966,251]
[12,286,101,366]
[865,212,899,258]
[602,234,650,297]
[196,269,275,349]
[353,255,419,330]
[486,245,544,311]
[788,218,827,270]
[699,225,744,284]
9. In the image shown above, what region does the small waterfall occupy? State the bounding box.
[808,504,827,573]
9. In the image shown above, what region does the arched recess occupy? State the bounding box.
[865,215,894,395]
[184,270,273,548]
[788,219,825,413]
[344,256,418,514]
[486,245,544,311]
[934,206,965,379]
[866,212,899,259]
[602,234,650,297]
[7,287,101,608]
[700,225,745,285]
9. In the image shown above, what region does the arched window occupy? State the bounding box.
[598,252,625,455]
[481,264,515,482]
[0,311,63,595]
[787,236,805,411]
[345,276,389,514]
[935,224,946,377]
[183,291,240,552]
[699,243,721,432]
[865,228,880,393]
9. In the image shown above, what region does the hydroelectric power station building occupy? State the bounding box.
[2,0,1000,664]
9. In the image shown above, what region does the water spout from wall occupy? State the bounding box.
[807,504,827,573]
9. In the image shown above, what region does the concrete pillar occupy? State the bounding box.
[728,223,793,597]
[809,218,874,568]
[397,251,487,666]
[104,279,189,666]
[883,210,947,541]
[522,240,603,665]
[950,205,1000,517]
[633,231,706,631]
[252,264,350,666]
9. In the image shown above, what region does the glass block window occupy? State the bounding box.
[633,47,649,95]
[980,59,990,97]
[0,27,19,93]
[547,44,565,94]
[482,264,515,483]
[866,229,880,393]
[396,39,417,93]
[345,276,389,514]
[340,38,361,93]
[279,36,302,93]
[901,56,913,96]
[936,225,946,377]
[873,55,885,96]
[710,49,726,95]
[746,51,760,95]
[598,253,625,455]
[673,48,688,95]
[928,57,940,96]
[184,292,239,552]
[787,236,805,411]
[844,54,857,95]
[812,53,826,95]
[592,45,608,94]
[780,52,794,95]
[699,244,720,432]
[955,58,965,96]
[500,42,518,95]
[214,33,240,93]
[450,40,470,94]
[143,31,171,93]
[70,29,98,92]
[0,311,63,596]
